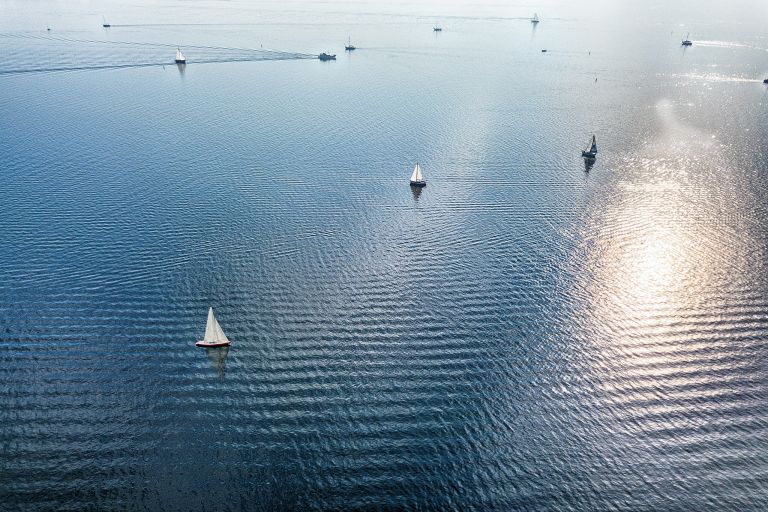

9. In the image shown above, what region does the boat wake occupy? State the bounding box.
[0,33,316,77]
[0,56,312,76]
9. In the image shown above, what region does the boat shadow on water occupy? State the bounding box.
[583,157,595,172]
[410,185,423,200]
[531,18,539,37]
[205,346,229,378]
[176,62,186,76]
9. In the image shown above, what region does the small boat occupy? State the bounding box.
[318,52,336,61]
[763,78,768,84]
[582,135,598,158]
[681,33,692,46]
[433,24,442,32]
[196,307,231,348]
[409,163,426,187]
[541,49,547,53]
[531,13,540,24]
[345,37,356,51]
[102,17,111,28]
[175,48,186,64]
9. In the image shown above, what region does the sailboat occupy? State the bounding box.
[582,135,597,158]
[433,21,442,32]
[531,13,540,24]
[681,33,692,46]
[175,48,186,64]
[102,17,111,28]
[345,36,356,51]
[409,163,426,187]
[195,307,231,348]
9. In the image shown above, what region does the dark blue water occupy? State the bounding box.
[2,0,768,510]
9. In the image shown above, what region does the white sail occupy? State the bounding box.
[176,48,186,61]
[213,317,228,342]
[410,163,423,182]
[203,307,229,343]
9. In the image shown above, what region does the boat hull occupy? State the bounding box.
[582,152,597,158]
[175,59,186,64]
[196,340,231,348]
[410,181,427,187]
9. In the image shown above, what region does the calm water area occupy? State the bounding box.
[2,0,768,509]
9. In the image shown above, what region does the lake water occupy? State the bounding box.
[2,0,768,510]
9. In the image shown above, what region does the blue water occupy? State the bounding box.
[2,0,768,510]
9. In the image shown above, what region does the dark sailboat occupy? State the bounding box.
[582,135,598,159]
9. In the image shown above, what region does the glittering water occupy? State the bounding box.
[2,0,768,510]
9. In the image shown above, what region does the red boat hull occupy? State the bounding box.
[195,341,231,348]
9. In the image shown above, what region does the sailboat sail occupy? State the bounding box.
[203,307,229,344]
[590,135,597,153]
[410,163,423,182]
[175,48,186,61]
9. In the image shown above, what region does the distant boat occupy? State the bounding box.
[318,52,336,61]
[681,33,692,46]
[531,13,540,24]
[196,307,231,348]
[541,49,547,53]
[582,135,598,158]
[763,78,768,84]
[102,16,111,28]
[409,163,426,187]
[345,37,356,51]
[175,48,186,64]
[433,23,442,32]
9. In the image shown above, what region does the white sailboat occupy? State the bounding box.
[196,307,231,347]
[409,163,426,187]
[682,33,692,46]
[175,48,186,64]
[531,13,540,24]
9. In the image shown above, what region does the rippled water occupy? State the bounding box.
[2,0,768,510]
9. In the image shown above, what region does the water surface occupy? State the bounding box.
[2,0,768,510]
